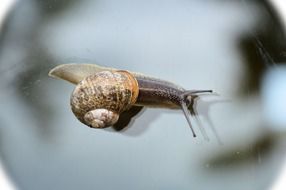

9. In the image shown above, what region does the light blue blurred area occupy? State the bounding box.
[263,66,286,131]
[0,0,286,190]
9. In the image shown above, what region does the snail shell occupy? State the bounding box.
[70,70,139,128]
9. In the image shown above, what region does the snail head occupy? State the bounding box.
[180,90,213,137]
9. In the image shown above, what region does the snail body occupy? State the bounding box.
[49,63,213,137]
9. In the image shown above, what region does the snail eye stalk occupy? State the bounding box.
[180,101,197,137]
[182,90,213,97]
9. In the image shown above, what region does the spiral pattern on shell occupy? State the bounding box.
[70,70,139,126]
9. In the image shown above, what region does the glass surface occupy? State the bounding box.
[0,0,286,190]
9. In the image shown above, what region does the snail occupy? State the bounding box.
[48,63,214,137]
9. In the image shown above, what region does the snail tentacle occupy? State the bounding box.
[179,90,214,139]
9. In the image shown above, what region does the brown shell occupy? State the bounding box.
[70,70,139,125]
